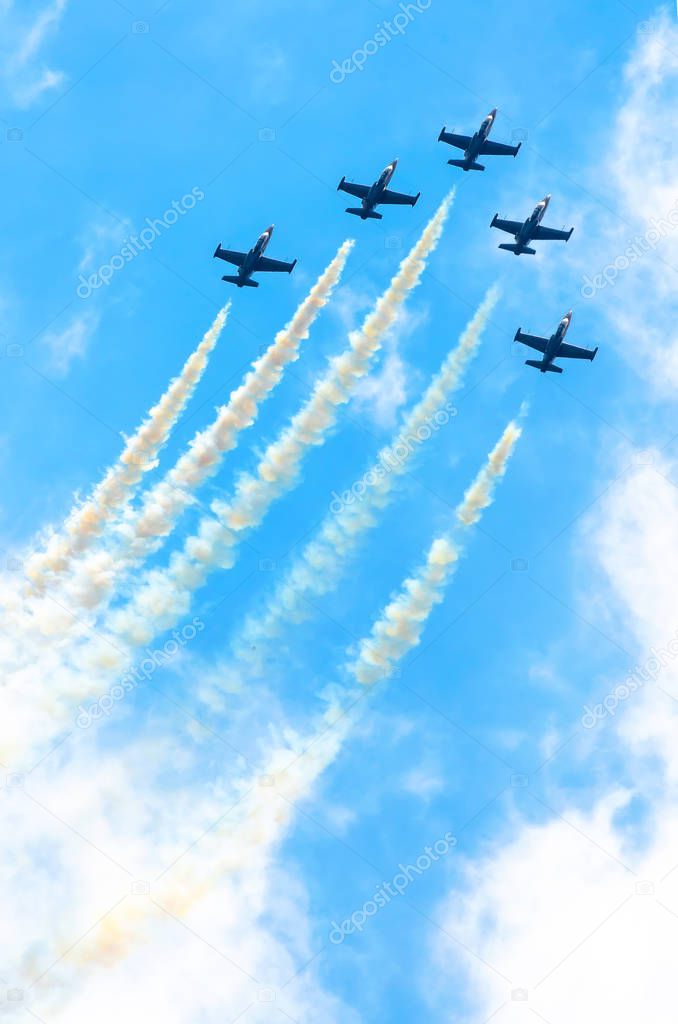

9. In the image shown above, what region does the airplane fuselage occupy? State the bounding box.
[516,197,550,246]
[542,311,573,367]
[464,109,496,163]
[240,225,274,280]
[363,161,397,212]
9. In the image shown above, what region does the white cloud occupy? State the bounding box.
[76,217,134,276]
[353,305,428,429]
[1,0,67,109]
[401,762,445,801]
[41,311,99,376]
[0,697,356,1023]
[427,18,678,1023]
[571,12,678,391]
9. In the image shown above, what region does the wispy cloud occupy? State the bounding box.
[1,0,68,108]
[572,10,678,390]
[40,310,99,376]
[426,20,678,1024]
[356,305,430,428]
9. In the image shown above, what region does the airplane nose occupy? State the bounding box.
[490,107,497,116]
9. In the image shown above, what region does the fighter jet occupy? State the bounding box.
[490,195,573,255]
[213,225,297,288]
[337,159,420,220]
[515,310,597,374]
[438,108,521,171]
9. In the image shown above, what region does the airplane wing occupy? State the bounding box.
[491,216,523,235]
[255,255,297,274]
[479,139,520,156]
[558,341,598,361]
[379,188,420,207]
[514,330,548,353]
[533,225,574,241]
[214,245,246,267]
[438,129,473,150]
[337,178,370,200]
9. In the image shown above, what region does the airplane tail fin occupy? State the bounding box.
[345,207,382,220]
[222,275,259,288]
[525,359,562,374]
[498,243,536,255]
[447,158,485,171]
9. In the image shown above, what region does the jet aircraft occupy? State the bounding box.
[490,195,573,254]
[213,225,297,288]
[515,310,597,373]
[438,108,521,171]
[337,160,420,220]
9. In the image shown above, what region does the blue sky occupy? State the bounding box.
[2,1,678,1022]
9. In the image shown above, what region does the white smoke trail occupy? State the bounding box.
[351,418,523,685]
[48,701,354,979]
[33,412,521,991]
[0,209,450,763]
[58,241,355,614]
[237,286,500,659]
[23,305,230,591]
[108,191,455,646]
[456,417,523,526]
[129,243,354,541]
